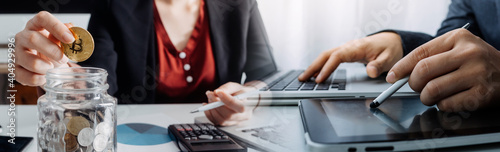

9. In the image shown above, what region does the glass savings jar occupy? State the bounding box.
[37,67,117,152]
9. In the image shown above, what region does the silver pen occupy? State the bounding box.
[190,89,260,113]
[370,23,470,108]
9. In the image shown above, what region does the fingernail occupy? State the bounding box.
[63,32,75,43]
[387,72,396,83]
[368,65,377,73]
[298,73,304,79]
[58,55,69,65]
[215,90,224,96]
[316,73,323,81]
[205,91,210,95]
[367,65,378,78]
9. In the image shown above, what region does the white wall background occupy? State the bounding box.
[257,0,451,69]
[0,0,451,67]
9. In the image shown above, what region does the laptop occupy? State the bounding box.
[241,42,417,102]
[195,106,307,152]
[299,97,500,151]
[247,62,417,102]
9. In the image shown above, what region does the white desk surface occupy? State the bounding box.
[1,104,206,152]
[1,104,500,152]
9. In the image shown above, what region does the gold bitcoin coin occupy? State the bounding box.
[61,27,94,62]
[64,133,79,152]
[67,116,90,136]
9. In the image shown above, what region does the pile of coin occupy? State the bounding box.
[61,27,94,62]
[39,106,115,152]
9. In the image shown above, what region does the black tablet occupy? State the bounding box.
[299,97,500,151]
[0,136,33,152]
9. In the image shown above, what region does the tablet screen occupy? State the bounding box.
[321,98,429,137]
[302,97,500,143]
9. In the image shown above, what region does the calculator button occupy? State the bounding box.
[201,131,208,135]
[206,124,217,130]
[175,125,185,131]
[182,124,193,131]
[199,124,209,131]
[222,135,229,139]
[214,130,224,136]
[190,124,201,131]
[184,137,191,140]
[198,135,213,140]
[214,136,221,139]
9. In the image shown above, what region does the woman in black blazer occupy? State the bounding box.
[15,0,276,126]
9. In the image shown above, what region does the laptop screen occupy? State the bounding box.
[244,38,277,82]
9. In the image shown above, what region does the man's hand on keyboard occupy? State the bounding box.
[299,32,403,83]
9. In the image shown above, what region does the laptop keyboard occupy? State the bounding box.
[261,69,346,91]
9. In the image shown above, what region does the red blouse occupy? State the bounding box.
[153,0,217,103]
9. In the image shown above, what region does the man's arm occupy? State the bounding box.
[436,0,481,37]
[381,0,478,57]
[379,30,433,57]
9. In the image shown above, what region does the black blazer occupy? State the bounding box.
[82,0,276,104]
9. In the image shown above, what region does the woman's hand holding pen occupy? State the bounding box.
[204,82,261,126]
[387,29,500,112]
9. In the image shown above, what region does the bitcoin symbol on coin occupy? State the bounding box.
[61,27,94,62]
[70,36,83,54]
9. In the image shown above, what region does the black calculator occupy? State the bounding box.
[168,123,246,152]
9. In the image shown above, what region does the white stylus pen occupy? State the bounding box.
[190,89,260,113]
[370,23,470,108]
[370,76,409,108]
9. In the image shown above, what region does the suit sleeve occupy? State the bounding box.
[376,0,478,56]
[243,0,277,82]
[375,30,433,56]
[436,0,481,37]
[80,0,119,95]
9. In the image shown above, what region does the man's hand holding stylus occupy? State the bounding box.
[388,29,500,112]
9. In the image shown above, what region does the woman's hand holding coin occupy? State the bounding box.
[15,11,93,86]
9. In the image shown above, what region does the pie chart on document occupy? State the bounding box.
[117,123,172,145]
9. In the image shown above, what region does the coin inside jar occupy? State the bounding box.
[93,134,108,152]
[67,116,90,136]
[78,127,95,147]
[61,27,94,62]
[95,122,113,137]
[64,133,79,152]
